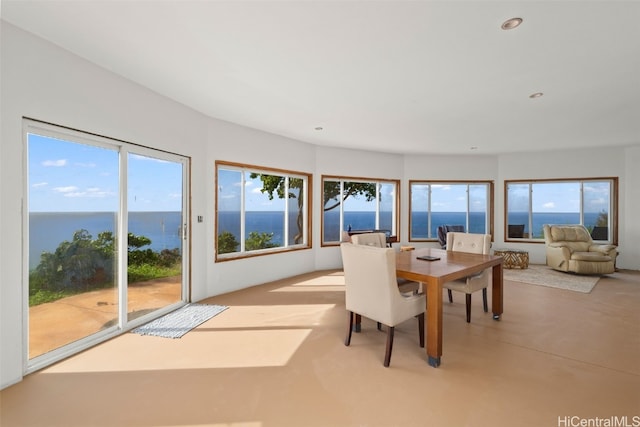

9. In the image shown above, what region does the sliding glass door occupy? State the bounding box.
[126,151,184,322]
[25,120,189,371]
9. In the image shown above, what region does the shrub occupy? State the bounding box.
[30,229,182,306]
[218,231,240,254]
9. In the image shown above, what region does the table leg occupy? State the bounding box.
[426,279,443,367]
[492,263,503,320]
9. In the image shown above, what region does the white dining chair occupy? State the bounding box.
[340,243,425,367]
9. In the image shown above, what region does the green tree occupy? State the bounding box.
[595,210,608,227]
[245,231,278,251]
[157,248,181,267]
[249,175,377,243]
[30,229,182,305]
[128,233,152,250]
[218,231,240,254]
[91,231,159,266]
[32,230,182,292]
[94,231,116,258]
[250,173,306,244]
[34,229,112,291]
[322,181,377,212]
[125,232,157,265]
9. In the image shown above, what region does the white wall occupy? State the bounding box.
[623,146,640,267]
[1,23,638,390]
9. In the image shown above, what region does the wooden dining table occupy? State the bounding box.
[395,247,504,367]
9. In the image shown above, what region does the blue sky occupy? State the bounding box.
[411,184,485,212]
[29,134,183,212]
[410,182,610,213]
[218,172,402,212]
[507,182,610,213]
[218,169,302,212]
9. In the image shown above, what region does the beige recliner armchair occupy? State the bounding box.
[543,224,617,275]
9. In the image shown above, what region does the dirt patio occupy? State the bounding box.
[29,276,181,358]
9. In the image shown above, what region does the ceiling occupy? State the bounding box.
[2,1,640,155]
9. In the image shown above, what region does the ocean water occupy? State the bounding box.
[410,212,602,239]
[323,211,393,242]
[410,212,487,238]
[30,210,604,268]
[506,212,602,238]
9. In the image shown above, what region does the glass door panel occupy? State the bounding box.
[431,184,467,233]
[287,177,304,245]
[583,181,611,241]
[28,134,119,359]
[126,152,184,322]
[468,184,488,234]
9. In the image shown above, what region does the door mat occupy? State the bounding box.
[132,303,228,338]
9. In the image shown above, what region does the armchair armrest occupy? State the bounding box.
[548,242,566,248]
[545,243,572,270]
[588,244,616,253]
[548,242,572,253]
[588,244,618,260]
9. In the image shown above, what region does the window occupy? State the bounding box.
[409,181,494,241]
[321,176,399,245]
[505,178,618,243]
[25,118,189,372]
[215,161,311,259]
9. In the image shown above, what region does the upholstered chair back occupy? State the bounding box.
[442,232,492,322]
[350,232,387,248]
[543,224,592,252]
[446,232,491,255]
[340,243,424,327]
[437,225,465,248]
[340,242,425,366]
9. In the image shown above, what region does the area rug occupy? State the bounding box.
[503,264,600,293]
[132,303,228,338]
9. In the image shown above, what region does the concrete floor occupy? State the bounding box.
[2,268,639,427]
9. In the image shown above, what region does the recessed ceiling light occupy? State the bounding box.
[314,126,323,131]
[529,92,544,99]
[501,17,523,30]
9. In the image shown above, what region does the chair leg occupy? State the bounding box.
[384,326,395,367]
[465,294,472,323]
[345,311,353,346]
[417,313,425,348]
[482,288,488,313]
[447,289,453,303]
